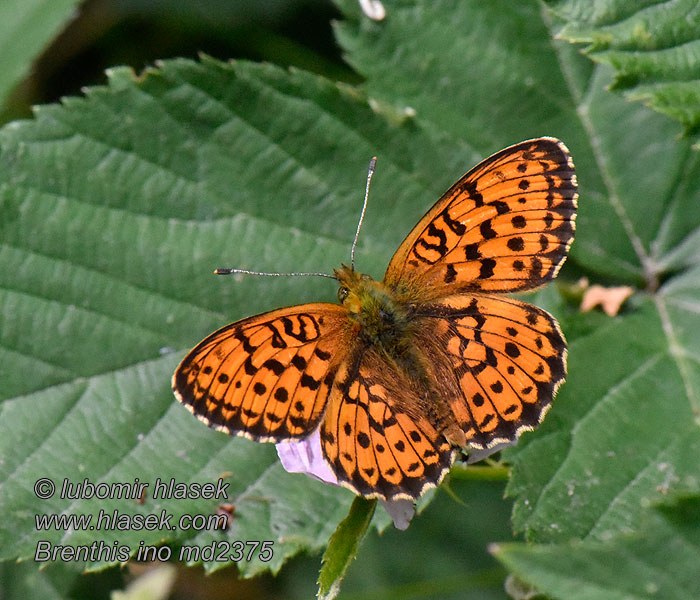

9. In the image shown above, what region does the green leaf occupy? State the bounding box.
[0,0,83,112]
[0,57,394,575]
[493,496,700,600]
[1,0,699,592]
[545,0,700,143]
[317,496,376,600]
[335,0,700,285]
[335,0,587,153]
[507,271,700,542]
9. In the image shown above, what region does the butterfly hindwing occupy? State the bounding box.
[173,304,348,442]
[384,138,577,295]
[320,349,455,500]
[415,294,567,449]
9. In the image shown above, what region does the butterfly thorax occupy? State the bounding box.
[334,264,415,350]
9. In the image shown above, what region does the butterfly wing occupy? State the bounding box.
[414,294,567,449]
[320,347,456,500]
[384,138,577,295]
[173,304,348,442]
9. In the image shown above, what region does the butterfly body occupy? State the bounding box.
[335,265,453,430]
[335,264,416,354]
[174,138,578,500]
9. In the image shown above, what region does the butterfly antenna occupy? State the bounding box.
[214,268,336,279]
[350,156,377,271]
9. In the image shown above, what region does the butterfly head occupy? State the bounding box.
[334,263,410,347]
[334,264,370,313]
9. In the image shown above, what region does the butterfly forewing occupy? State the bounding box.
[173,304,348,442]
[384,138,577,296]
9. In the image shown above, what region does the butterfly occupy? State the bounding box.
[173,137,577,501]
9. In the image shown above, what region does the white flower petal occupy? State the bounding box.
[358,0,386,21]
[276,429,338,485]
[277,430,417,529]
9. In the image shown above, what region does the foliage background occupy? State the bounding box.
[1,0,699,599]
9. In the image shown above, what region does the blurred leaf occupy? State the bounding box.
[0,561,78,600]
[545,0,700,144]
[0,0,82,110]
[493,496,700,600]
[317,496,376,600]
[336,479,511,600]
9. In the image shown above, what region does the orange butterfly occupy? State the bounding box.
[173,138,577,500]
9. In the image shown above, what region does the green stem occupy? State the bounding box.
[450,463,510,481]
